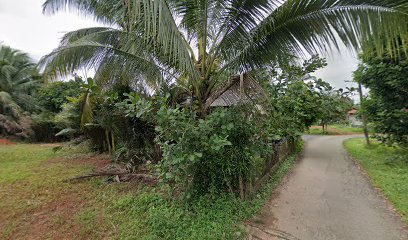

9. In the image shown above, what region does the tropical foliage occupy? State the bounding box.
[0,45,41,138]
[2,2,408,238]
[263,56,328,136]
[259,55,353,135]
[113,55,344,197]
[317,85,354,133]
[354,47,408,147]
[3,0,408,199]
[40,0,408,116]
[36,76,83,113]
[38,0,408,179]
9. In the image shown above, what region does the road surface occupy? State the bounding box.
[248,135,408,240]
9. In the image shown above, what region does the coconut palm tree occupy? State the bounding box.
[40,0,408,115]
[0,45,40,137]
[0,45,40,114]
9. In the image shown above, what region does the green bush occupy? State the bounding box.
[156,107,269,198]
[29,77,84,142]
[99,92,157,164]
[106,145,303,240]
[36,77,83,113]
[30,112,62,142]
[116,92,305,199]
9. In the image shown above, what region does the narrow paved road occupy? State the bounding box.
[248,135,408,240]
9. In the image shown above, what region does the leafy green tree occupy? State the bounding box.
[53,78,100,133]
[260,55,353,135]
[36,76,83,112]
[31,77,100,142]
[40,0,408,116]
[120,96,271,198]
[318,91,353,133]
[258,55,327,137]
[354,55,408,147]
[32,77,101,142]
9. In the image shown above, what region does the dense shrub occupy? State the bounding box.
[97,95,157,166]
[156,107,271,198]
[31,77,84,142]
[30,112,62,142]
[116,88,311,198]
[36,77,83,113]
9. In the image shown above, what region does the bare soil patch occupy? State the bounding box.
[0,139,15,145]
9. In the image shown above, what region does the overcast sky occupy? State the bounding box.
[0,0,99,60]
[0,0,360,91]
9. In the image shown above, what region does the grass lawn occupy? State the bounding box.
[0,144,114,239]
[308,124,365,135]
[344,138,408,224]
[0,143,302,239]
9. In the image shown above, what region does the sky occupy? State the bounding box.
[0,0,360,92]
[314,46,360,92]
[0,0,99,60]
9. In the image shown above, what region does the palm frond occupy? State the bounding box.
[221,0,408,72]
[43,0,199,81]
[211,0,273,53]
[59,27,115,45]
[39,28,168,86]
[0,91,22,119]
[42,0,120,25]
[41,0,408,114]
[0,45,39,112]
[129,0,199,80]
[80,90,94,127]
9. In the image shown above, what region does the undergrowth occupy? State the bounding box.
[0,141,302,239]
[102,141,303,240]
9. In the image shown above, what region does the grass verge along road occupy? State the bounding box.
[344,138,408,224]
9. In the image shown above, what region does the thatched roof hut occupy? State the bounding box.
[210,74,266,107]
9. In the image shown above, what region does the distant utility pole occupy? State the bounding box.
[358,82,370,145]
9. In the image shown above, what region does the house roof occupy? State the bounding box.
[211,74,266,107]
[348,109,358,115]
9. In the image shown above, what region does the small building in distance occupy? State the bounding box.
[347,108,362,127]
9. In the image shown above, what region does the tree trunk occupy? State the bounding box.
[238,174,245,199]
[111,131,115,152]
[358,83,370,145]
[105,130,111,154]
[153,143,162,163]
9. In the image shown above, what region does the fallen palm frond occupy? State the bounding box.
[65,169,157,184]
[66,171,152,180]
